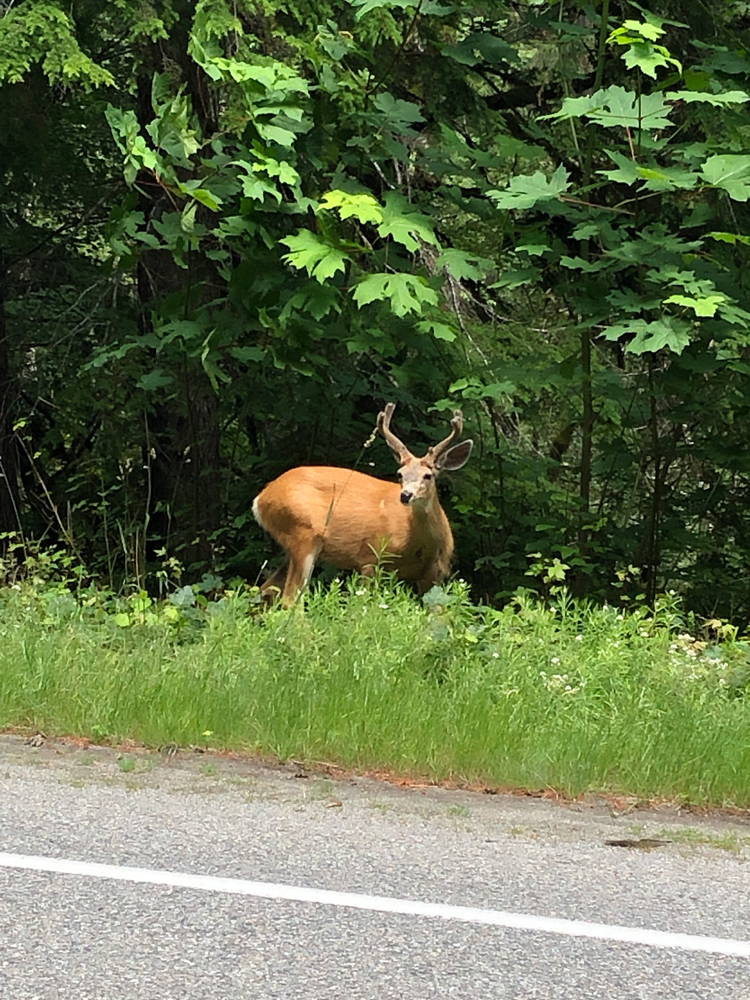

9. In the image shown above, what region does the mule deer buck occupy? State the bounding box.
[252,403,473,606]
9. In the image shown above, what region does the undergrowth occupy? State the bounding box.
[1,570,750,807]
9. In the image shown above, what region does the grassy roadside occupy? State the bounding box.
[1,577,750,807]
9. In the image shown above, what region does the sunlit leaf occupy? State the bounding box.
[701,155,750,201]
[320,190,383,224]
[489,164,570,209]
[281,231,348,282]
[353,273,438,317]
[377,193,436,250]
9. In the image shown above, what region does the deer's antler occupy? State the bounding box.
[428,410,463,461]
[377,403,413,463]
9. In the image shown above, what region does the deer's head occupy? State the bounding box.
[377,403,473,507]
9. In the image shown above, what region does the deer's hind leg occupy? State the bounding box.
[279,532,321,608]
[260,560,290,605]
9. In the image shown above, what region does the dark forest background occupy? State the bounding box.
[3,0,750,617]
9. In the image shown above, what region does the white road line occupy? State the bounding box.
[0,850,747,958]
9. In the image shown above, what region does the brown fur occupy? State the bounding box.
[253,406,472,607]
[253,467,454,606]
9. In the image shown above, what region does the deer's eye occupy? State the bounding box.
[423,473,433,481]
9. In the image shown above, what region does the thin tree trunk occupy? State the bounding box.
[133,54,222,573]
[645,365,663,605]
[0,232,19,546]
[571,0,610,596]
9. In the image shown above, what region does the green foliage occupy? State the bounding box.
[353,273,438,316]
[489,165,571,209]
[0,1,114,87]
[2,577,750,805]
[281,232,349,281]
[5,0,750,624]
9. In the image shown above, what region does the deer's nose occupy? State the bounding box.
[400,490,413,505]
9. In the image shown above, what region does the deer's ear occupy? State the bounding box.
[436,439,473,471]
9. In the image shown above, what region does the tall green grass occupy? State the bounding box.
[1,577,750,806]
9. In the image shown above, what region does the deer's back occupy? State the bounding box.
[253,466,452,577]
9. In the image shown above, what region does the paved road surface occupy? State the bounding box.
[0,735,748,999]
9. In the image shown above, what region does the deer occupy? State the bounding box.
[252,403,473,607]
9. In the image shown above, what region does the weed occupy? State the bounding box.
[654,826,750,854]
[369,800,392,813]
[447,804,471,818]
[309,778,336,800]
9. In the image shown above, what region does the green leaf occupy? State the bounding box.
[701,155,750,201]
[373,92,424,129]
[256,121,298,147]
[546,86,672,130]
[353,0,451,16]
[448,377,516,400]
[416,319,457,341]
[490,165,570,209]
[707,232,750,246]
[621,41,681,79]
[436,249,493,280]
[598,151,640,185]
[377,193,436,250]
[218,216,255,237]
[280,285,341,322]
[679,91,749,106]
[612,19,667,43]
[490,267,539,289]
[176,182,222,211]
[281,231,348,282]
[601,152,700,192]
[181,202,198,233]
[234,160,282,202]
[637,166,700,192]
[560,256,610,273]
[157,320,205,346]
[147,79,200,165]
[352,0,411,13]
[572,223,607,240]
[315,24,356,61]
[717,301,750,327]
[649,268,707,294]
[320,190,384,224]
[151,213,196,260]
[516,244,551,257]
[664,293,725,318]
[353,273,438,317]
[0,2,115,87]
[443,31,519,67]
[602,317,691,354]
[482,381,517,399]
[137,370,174,392]
[229,346,266,363]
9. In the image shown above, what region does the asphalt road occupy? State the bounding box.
[0,735,749,999]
